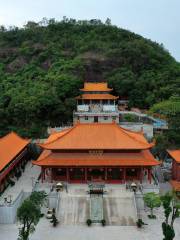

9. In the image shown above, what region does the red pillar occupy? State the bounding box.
[41,167,44,183]
[85,168,87,183]
[148,168,152,184]
[51,168,53,183]
[105,168,107,181]
[43,168,46,181]
[123,168,126,183]
[178,164,180,181]
[66,168,69,182]
[139,168,143,183]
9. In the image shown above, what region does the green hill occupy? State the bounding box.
[0,18,179,137]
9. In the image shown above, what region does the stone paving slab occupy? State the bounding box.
[58,195,89,225]
[104,196,136,225]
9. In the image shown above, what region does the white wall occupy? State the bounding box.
[103,105,116,112]
[77,105,89,112]
[0,190,28,224]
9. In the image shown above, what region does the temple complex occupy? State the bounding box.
[33,81,160,184]
[0,132,30,193]
[33,122,159,184]
[73,82,119,124]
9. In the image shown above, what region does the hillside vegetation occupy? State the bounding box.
[0,18,180,138]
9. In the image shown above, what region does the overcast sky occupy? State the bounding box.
[0,0,179,61]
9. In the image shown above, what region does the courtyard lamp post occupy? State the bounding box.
[131,182,137,193]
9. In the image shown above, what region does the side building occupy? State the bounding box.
[168,150,180,181]
[33,122,159,184]
[0,132,30,194]
[73,82,119,124]
[168,150,180,195]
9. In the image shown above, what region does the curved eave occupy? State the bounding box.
[32,157,160,167]
[167,149,180,163]
[75,95,119,100]
[80,88,112,92]
[38,145,153,151]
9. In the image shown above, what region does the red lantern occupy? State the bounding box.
[81,168,84,172]
[88,168,92,172]
[100,168,104,172]
[108,168,112,172]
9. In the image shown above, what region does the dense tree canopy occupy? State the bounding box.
[150,96,180,150]
[0,18,179,138]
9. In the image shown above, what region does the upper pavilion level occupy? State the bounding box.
[80,82,112,92]
[73,82,119,123]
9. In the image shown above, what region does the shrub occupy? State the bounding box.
[101,219,106,226]
[136,219,143,228]
[86,219,92,226]
[143,192,161,219]
[136,218,148,228]
[148,214,156,219]
[50,214,58,227]
[10,180,15,186]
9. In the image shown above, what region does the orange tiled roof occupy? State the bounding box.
[33,149,159,167]
[80,82,112,92]
[45,128,73,144]
[167,150,180,163]
[0,132,30,171]
[170,180,180,191]
[76,94,118,100]
[40,123,154,150]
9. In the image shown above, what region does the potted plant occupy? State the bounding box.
[101,219,106,226]
[136,219,147,228]
[86,219,92,226]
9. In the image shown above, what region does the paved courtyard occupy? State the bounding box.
[57,185,137,226]
[0,215,179,240]
[0,184,179,240]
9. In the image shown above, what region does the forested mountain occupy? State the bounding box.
[0,18,179,138]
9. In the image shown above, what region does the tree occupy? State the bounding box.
[17,191,47,240]
[161,192,180,240]
[105,18,111,25]
[123,114,137,122]
[150,97,180,149]
[143,192,161,218]
[0,18,180,138]
[153,134,169,159]
[29,191,47,207]
[17,199,41,240]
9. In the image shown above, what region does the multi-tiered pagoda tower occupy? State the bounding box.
[73,82,119,124]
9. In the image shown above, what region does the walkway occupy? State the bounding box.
[0,162,41,205]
